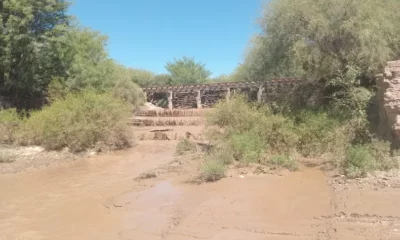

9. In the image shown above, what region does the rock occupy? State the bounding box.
[377,60,400,144]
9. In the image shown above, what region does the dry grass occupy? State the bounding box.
[0,149,16,163]
[176,139,197,155]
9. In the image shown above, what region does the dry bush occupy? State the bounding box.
[200,159,226,182]
[269,154,298,171]
[175,138,197,155]
[0,149,16,163]
[0,109,24,143]
[19,91,132,152]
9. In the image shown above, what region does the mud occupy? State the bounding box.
[1,140,400,240]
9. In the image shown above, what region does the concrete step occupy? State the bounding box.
[131,116,205,126]
[135,108,211,117]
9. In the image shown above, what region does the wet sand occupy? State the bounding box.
[1,141,400,240]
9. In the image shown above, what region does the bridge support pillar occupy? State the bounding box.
[196,90,202,109]
[226,88,231,102]
[257,85,264,103]
[168,91,173,110]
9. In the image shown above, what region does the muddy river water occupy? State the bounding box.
[1,141,400,240]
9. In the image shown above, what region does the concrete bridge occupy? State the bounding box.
[143,78,299,109]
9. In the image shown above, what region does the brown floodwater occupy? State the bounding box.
[1,141,400,240]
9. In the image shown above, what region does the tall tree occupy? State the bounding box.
[166,57,211,85]
[243,0,400,82]
[0,0,70,107]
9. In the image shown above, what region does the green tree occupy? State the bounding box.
[209,74,233,83]
[150,74,172,86]
[53,28,144,106]
[129,68,155,87]
[243,0,400,82]
[0,0,70,107]
[58,28,111,91]
[166,57,211,85]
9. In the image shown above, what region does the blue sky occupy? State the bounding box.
[69,0,264,77]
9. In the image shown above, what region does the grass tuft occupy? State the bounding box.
[176,138,197,155]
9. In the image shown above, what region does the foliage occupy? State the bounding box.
[19,91,132,152]
[149,74,173,87]
[207,95,298,154]
[47,78,68,103]
[207,144,234,165]
[166,57,211,85]
[206,96,398,177]
[243,0,400,82]
[0,108,24,143]
[0,149,16,163]
[59,28,111,91]
[59,28,145,106]
[176,138,197,155]
[110,66,145,108]
[200,159,226,182]
[326,66,374,119]
[129,68,156,87]
[209,74,233,83]
[230,131,265,164]
[293,111,350,157]
[0,3,146,109]
[0,0,70,106]
[343,139,398,179]
[344,145,378,178]
[236,0,400,120]
[269,155,298,171]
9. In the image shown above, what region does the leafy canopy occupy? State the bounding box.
[166,57,211,85]
[240,0,400,81]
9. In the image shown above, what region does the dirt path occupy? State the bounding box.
[1,140,400,240]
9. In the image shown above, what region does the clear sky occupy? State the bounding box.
[69,0,264,77]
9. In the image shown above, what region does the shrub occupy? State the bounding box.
[344,145,377,178]
[200,159,226,182]
[112,78,145,108]
[367,139,398,171]
[209,95,298,154]
[206,144,234,165]
[0,149,16,163]
[19,91,132,152]
[207,95,261,132]
[0,109,24,143]
[176,138,197,155]
[230,131,265,164]
[206,96,398,178]
[344,140,397,178]
[293,111,349,157]
[270,154,298,171]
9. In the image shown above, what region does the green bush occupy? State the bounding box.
[230,131,265,164]
[206,96,398,178]
[368,139,399,171]
[270,154,298,171]
[200,159,226,182]
[344,140,398,178]
[112,78,145,108]
[0,109,24,143]
[344,145,378,178]
[19,91,132,152]
[176,138,197,155]
[207,95,262,132]
[293,111,349,157]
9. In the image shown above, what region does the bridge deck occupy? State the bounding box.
[142,78,299,93]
